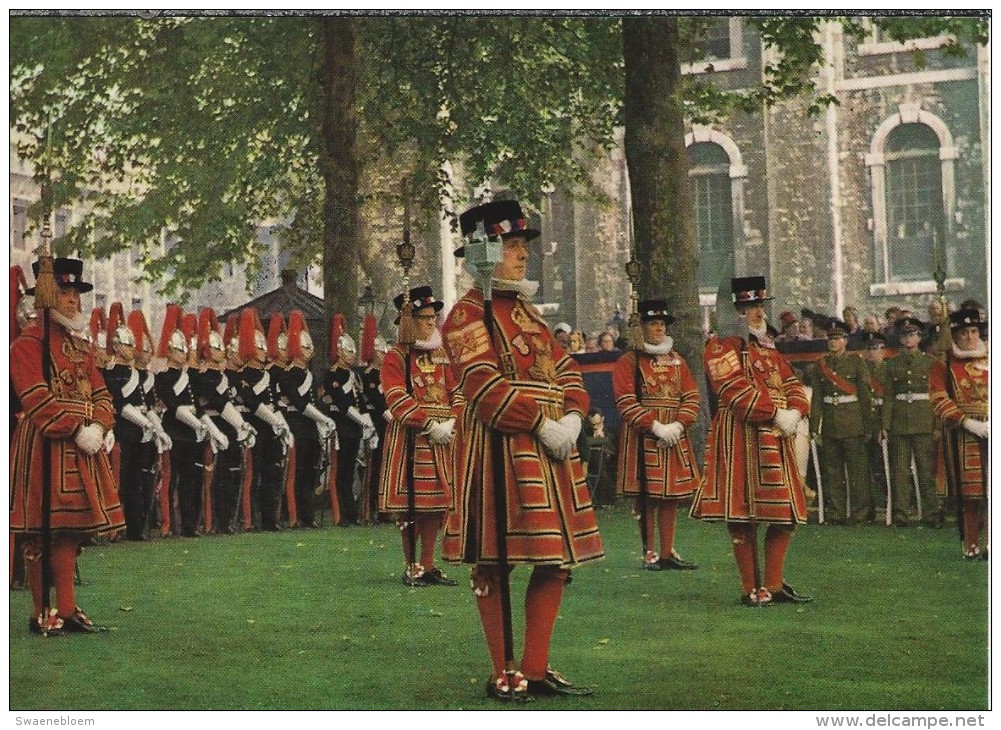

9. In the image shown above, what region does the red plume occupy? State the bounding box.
[107,302,126,353]
[223,313,239,354]
[287,310,309,361]
[157,304,184,358]
[329,313,347,361]
[267,312,286,360]
[90,307,107,345]
[198,308,220,359]
[238,308,265,362]
[11,265,28,341]
[128,310,153,355]
[360,313,377,363]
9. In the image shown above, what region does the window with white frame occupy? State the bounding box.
[12,198,29,250]
[883,123,942,281]
[681,17,747,74]
[866,106,961,296]
[687,142,734,290]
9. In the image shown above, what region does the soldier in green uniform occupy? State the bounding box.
[863,332,889,515]
[807,319,874,524]
[879,317,941,527]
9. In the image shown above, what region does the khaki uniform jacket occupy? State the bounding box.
[881,351,936,435]
[806,352,873,440]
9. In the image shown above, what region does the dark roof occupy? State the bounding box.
[219,274,324,323]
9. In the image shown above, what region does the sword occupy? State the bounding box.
[810,439,825,524]
[881,438,892,526]
[911,454,922,522]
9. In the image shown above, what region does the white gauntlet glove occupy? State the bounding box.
[426,418,455,446]
[558,413,582,443]
[774,407,801,437]
[201,415,230,453]
[103,429,116,454]
[74,423,105,455]
[963,418,990,439]
[121,403,154,433]
[303,403,337,441]
[658,421,685,447]
[537,417,574,460]
[176,405,207,442]
[146,411,172,452]
[255,403,293,446]
[275,412,295,450]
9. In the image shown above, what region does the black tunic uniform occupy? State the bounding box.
[154,366,205,537]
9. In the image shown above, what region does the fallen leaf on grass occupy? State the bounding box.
[296,542,305,548]
[429,610,443,617]
[597,638,610,645]
[119,606,133,612]
[247,619,255,624]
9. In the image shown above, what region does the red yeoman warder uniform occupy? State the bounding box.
[10,257,125,634]
[690,275,812,607]
[442,200,602,702]
[612,298,700,570]
[929,308,990,559]
[380,286,460,586]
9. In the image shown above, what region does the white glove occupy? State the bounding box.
[650,420,673,443]
[383,409,394,423]
[963,418,990,439]
[276,413,295,450]
[155,430,173,453]
[103,429,116,454]
[121,403,153,432]
[201,415,230,453]
[74,423,105,455]
[303,403,337,436]
[236,422,256,449]
[176,404,207,441]
[426,418,455,445]
[537,417,574,460]
[348,406,374,431]
[774,407,801,437]
[558,413,582,443]
[659,421,685,447]
[220,402,249,431]
[368,432,379,450]
[147,410,168,441]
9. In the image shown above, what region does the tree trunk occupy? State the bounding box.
[623,17,708,457]
[318,17,360,362]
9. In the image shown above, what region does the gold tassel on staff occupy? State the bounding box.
[625,257,643,351]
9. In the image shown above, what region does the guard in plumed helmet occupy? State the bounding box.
[323,316,376,526]
[880,317,940,527]
[442,200,603,701]
[103,302,153,541]
[89,307,110,369]
[190,309,256,534]
[279,311,336,528]
[10,256,125,634]
[362,336,391,524]
[612,299,700,571]
[154,305,208,537]
[690,275,812,607]
[380,286,460,587]
[128,309,170,538]
[235,308,294,531]
[805,317,876,525]
[930,308,990,559]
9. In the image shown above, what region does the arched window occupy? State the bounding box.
[884,123,943,281]
[687,141,734,290]
[866,106,959,295]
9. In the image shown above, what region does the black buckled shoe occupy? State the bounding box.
[60,608,110,633]
[28,610,65,637]
[527,668,593,697]
[643,551,662,571]
[660,552,698,570]
[770,582,813,604]
[423,567,458,586]
[485,672,535,703]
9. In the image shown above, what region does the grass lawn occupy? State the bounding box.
[8,504,989,711]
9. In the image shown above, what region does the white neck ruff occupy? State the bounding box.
[952,341,987,359]
[643,337,674,356]
[485,277,540,299]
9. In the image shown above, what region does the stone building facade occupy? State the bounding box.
[545,18,989,335]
